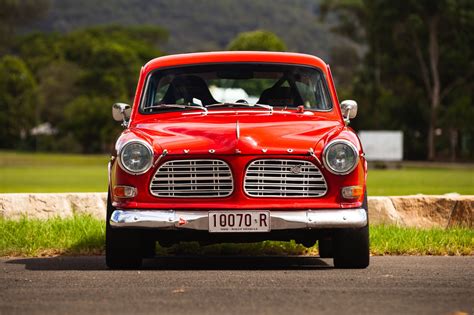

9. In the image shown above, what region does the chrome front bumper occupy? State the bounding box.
[110,209,367,230]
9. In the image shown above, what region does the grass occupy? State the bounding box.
[1,151,473,195]
[369,225,473,256]
[0,151,108,193]
[0,215,105,257]
[368,167,474,195]
[1,215,472,257]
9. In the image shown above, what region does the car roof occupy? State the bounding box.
[142,51,328,73]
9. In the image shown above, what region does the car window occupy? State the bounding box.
[142,63,333,112]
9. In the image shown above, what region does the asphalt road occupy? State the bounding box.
[0,256,472,315]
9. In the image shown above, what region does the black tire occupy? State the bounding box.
[333,192,370,269]
[318,238,333,258]
[105,191,143,269]
[142,238,156,258]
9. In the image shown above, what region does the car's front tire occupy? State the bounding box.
[105,191,143,269]
[318,238,333,258]
[333,192,370,269]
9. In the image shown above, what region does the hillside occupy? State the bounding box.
[28,0,345,60]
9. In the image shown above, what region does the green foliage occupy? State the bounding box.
[36,61,81,126]
[0,214,472,257]
[4,25,168,153]
[227,30,287,51]
[0,55,38,149]
[328,43,360,89]
[63,96,120,153]
[323,0,474,160]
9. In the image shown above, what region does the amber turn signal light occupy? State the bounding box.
[113,185,137,198]
[341,186,364,199]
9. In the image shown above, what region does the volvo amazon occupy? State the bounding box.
[107,52,369,269]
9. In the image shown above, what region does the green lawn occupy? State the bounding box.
[0,151,473,195]
[0,151,108,193]
[368,167,474,195]
[0,215,472,257]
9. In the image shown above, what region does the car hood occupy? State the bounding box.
[132,111,343,156]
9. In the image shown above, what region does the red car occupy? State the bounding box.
[107,51,369,269]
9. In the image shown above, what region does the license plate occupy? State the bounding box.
[208,211,271,233]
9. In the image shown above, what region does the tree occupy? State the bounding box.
[63,96,119,153]
[322,0,474,160]
[0,55,38,148]
[0,0,50,54]
[9,25,168,153]
[36,60,81,125]
[227,30,287,51]
[391,1,474,160]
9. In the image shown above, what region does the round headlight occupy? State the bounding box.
[323,140,359,175]
[119,141,153,175]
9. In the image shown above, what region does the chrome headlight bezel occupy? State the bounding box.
[323,139,359,175]
[118,140,154,175]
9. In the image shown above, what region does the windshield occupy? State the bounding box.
[141,63,333,113]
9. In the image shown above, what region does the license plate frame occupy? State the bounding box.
[208,211,271,233]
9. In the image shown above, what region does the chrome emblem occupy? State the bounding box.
[209,149,216,154]
[183,149,190,154]
[290,165,302,174]
[235,149,241,154]
[262,148,268,153]
[287,148,294,153]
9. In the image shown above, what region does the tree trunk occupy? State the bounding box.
[449,128,458,162]
[427,16,440,161]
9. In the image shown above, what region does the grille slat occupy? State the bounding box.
[157,170,229,177]
[244,159,327,197]
[152,183,232,188]
[150,159,233,198]
[245,176,324,181]
[152,176,232,182]
[245,184,328,189]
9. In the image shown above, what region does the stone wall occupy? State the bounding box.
[0,193,107,221]
[369,194,473,228]
[0,193,472,228]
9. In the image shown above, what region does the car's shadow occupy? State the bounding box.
[6,255,332,271]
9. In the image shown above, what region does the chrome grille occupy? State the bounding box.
[244,159,327,197]
[150,160,233,198]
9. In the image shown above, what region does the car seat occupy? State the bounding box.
[160,75,217,106]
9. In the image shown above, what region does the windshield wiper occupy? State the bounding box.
[206,102,273,112]
[142,104,208,113]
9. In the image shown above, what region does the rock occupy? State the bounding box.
[389,195,474,228]
[0,193,107,220]
[0,193,73,220]
[446,197,473,228]
[368,196,404,225]
[389,195,454,228]
[66,193,107,218]
[0,194,30,219]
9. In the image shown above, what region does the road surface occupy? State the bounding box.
[0,256,472,314]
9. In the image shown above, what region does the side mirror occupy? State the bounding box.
[340,100,358,124]
[112,103,132,127]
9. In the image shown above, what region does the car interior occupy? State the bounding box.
[158,75,306,108]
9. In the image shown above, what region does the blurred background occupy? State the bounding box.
[0,0,473,194]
